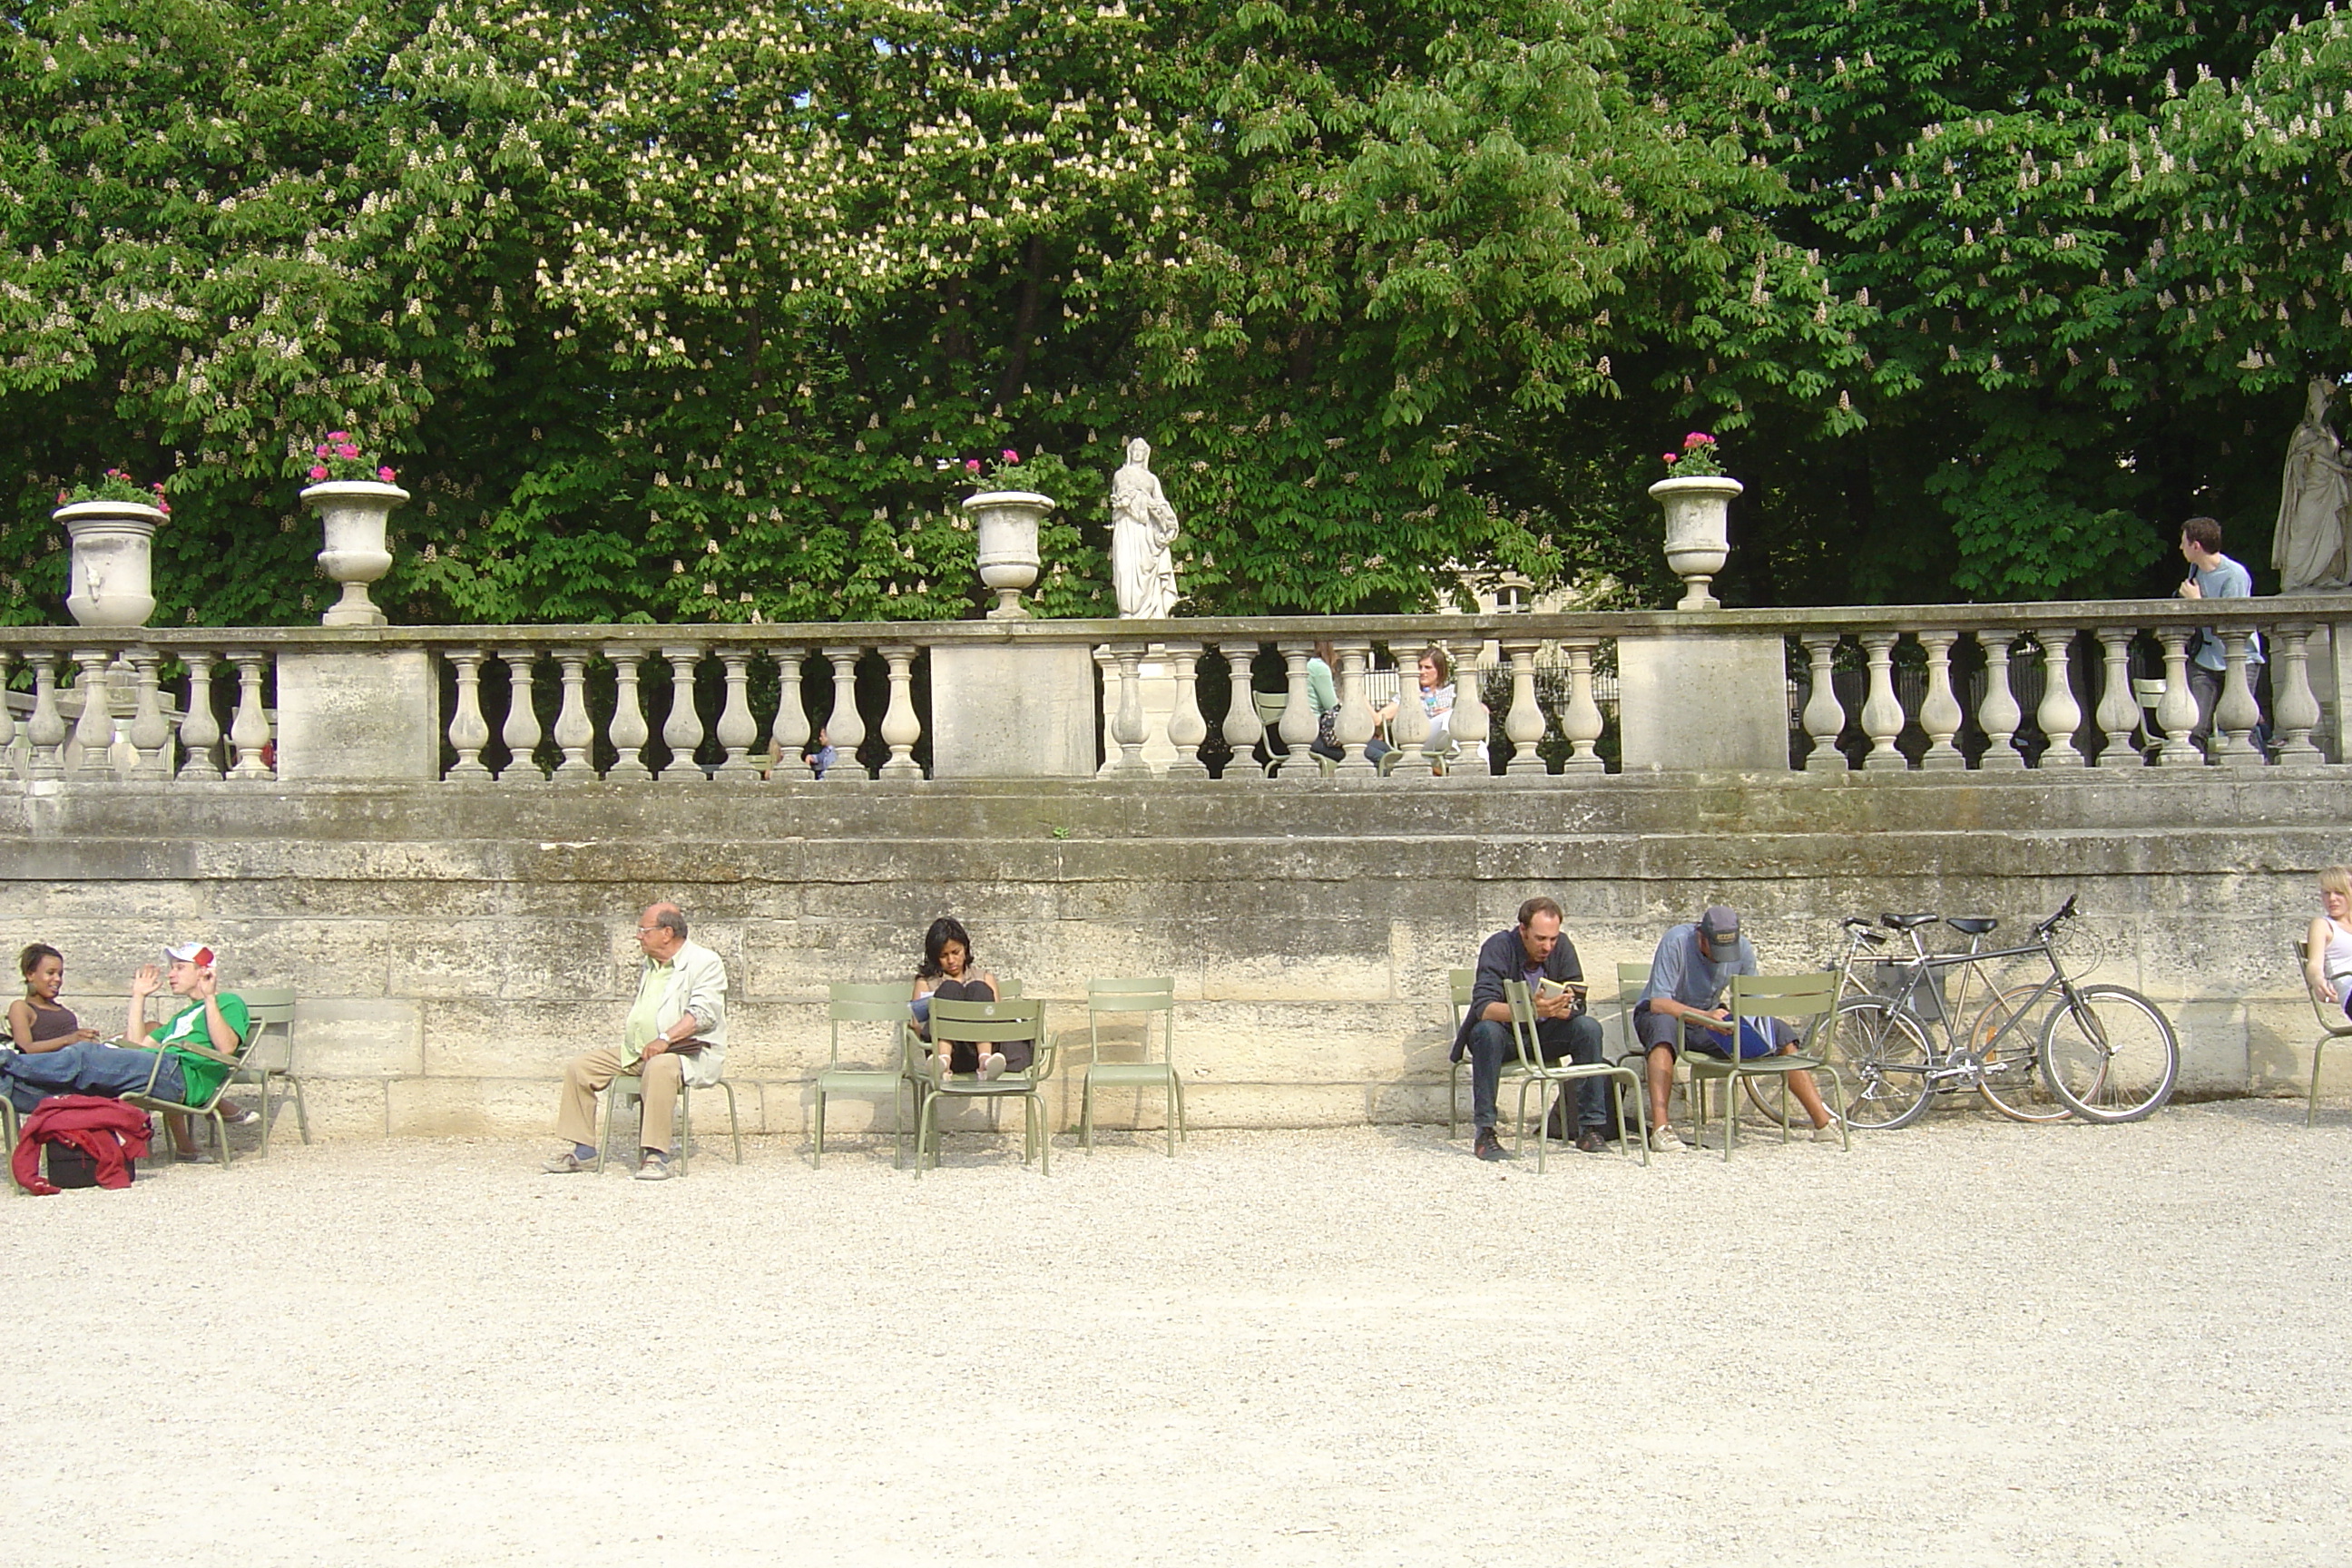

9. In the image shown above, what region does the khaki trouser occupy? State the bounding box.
[555,1046,683,1155]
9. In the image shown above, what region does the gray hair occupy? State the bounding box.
[645,903,689,939]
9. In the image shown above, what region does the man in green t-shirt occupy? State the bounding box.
[0,940,248,1159]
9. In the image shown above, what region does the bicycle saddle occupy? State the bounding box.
[1946,916,1999,936]
[1880,912,1939,931]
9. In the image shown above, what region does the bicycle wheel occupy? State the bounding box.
[1822,999,1936,1131]
[1970,984,2071,1123]
[2041,985,2180,1123]
[1743,1073,1801,1128]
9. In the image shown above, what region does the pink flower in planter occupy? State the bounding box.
[1662,452,1679,464]
[309,464,329,480]
[1683,432,1713,446]
[1001,448,1019,463]
[377,466,397,483]
[965,458,982,474]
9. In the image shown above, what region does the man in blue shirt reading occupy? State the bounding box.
[1633,906,1837,1152]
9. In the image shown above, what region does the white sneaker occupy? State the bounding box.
[633,1153,672,1181]
[1649,1126,1688,1153]
[980,1052,1006,1081]
[1813,1122,1844,1144]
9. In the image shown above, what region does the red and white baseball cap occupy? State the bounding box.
[163,942,216,967]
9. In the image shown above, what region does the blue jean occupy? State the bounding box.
[1465,1014,1605,1133]
[0,1042,183,1112]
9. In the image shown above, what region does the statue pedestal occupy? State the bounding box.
[1095,645,1181,775]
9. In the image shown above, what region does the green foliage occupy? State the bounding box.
[58,468,170,510]
[0,0,2345,624]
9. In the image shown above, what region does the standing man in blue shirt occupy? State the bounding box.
[1633,906,1838,1152]
[2177,514,2265,759]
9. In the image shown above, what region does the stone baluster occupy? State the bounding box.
[174,652,222,782]
[2033,630,2084,769]
[877,645,923,779]
[1916,629,1965,770]
[661,644,705,780]
[25,652,68,780]
[1975,632,2025,770]
[1445,635,1490,778]
[1334,640,1380,776]
[2271,623,2326,768]
[719,647,765,781]
[446,650,494,780]
[599,647,651,781]
[1500,638,1547,774]
[1857,632,1906,770]
[227,650,273,779]
[67,649,113,777]
[498,648,545,782]
[1388,647,1434,780]
[1556,638,1605,773]
[769,647,815,781]
[127,649,172,780]
[0,650,15,779]
[1218,642,1267,781]
[1276,642,1318,780]
[2151,629,2202,768]
[820,645,868,782]
[1798,633,1847,772]
[1167,643,1211,779]
[551,648,596,779]
[2211,631,2264,769]
[1101,644,1151,778]
[2092,627,2143,768]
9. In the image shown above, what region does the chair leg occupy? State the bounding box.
[1165,1075,1177,1159]
[1449,1059,1460,1140]
[2311,1039,2329,1127]
[915,1094,938,1177]
[1722,1073,1737,1162]
[675,1085,691,1178]
[1035,1093,1050,1177]
[1081,1075,1094,1154]
[212,1110,232,1168]
[813,1090,827,1170]
[259,1076,275,1160]
[722,1082,742,1165]
[595,1087,612,1174]
[1173,1073,1187,1149]
[291,1075,312,1145]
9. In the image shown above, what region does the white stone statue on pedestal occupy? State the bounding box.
[1112,437,1181,620]
[2273,376,2352,593]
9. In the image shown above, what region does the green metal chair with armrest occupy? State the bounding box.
[2298,939,2352,1125]
[816,982,920,1168]
[1502,980,1648,1171]
[223,989,303,1157]
[1445,966,1477,1138]
[122,1034,250,1166]
[1081,977,1182,1157]
[915,996,1053,1176]
[594,1060,741,1176]
[1681,971,1848,1161]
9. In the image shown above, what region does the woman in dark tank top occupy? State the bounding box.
[10,944,100,1053]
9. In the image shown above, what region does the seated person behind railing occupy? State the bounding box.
[1453,896,1609,1161]
[0,941,249,1161]
[542,902,727,1181]
[1633,906,1837,1152]
[1373,645,1455,766]
[10,943,101,1052]
[911,916,1028,1080]
[2304,867,2352,1019]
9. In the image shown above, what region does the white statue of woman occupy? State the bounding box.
[1111,436,1181,619]
[2273,376,2352,592]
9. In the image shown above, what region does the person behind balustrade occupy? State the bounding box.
[541,902,728,1182]
[2177,514,2267,758]
[1633,906,1837,1152]
[1452,896,1608,1161]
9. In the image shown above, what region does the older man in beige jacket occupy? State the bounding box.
[541,901,729,1181]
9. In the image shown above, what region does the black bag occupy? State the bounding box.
[44,1138,132,1190]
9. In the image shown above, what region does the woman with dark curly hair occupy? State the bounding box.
[910,916,1029,1079]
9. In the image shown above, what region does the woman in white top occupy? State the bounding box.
[1372,646,1457,767]
[2302,866,2352,1019]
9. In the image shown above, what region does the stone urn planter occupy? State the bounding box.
[1649,474,1744,611]
[300,480,410,627]
[962,489,1054,620]
[55,500,166,627]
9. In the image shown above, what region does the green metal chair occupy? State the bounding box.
[1681,971,1849,1161]
[815,982,919,1168]
[1609,960,1657,1137]
[223,989,305,1157]
[1501,980,1648,1171]
[1081,977,1182,1156]
[594,1068,741,1176]
[1445,966,1477,1137]
[2298,940,2352,1125]
[122,1022,251,1166]
[913,995,1054,1176]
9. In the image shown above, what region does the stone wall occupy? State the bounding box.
[4,771,2342,1139]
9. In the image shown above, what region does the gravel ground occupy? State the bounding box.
[9,1100,2349,1567]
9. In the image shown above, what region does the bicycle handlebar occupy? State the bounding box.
[2033,894,2081,939]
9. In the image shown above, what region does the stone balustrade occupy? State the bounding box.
[2,596,2347,784]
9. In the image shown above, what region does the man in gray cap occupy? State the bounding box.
[1632,905,1837,1152]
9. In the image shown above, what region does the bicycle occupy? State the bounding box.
[1817,896,2179,1129]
